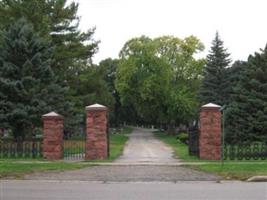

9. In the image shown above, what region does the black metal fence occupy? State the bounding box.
[188,127,199,157]
[223,143,267,160]
[63,140,85,160]
[0,139,42,158]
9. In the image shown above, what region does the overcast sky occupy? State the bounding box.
[76,0,267,64]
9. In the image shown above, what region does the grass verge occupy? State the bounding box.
[188,162,267,180]
[0,161,89,179]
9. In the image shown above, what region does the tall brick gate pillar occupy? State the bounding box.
[42,112,63,160]
[85,104,108,160]
[199,103,221,160]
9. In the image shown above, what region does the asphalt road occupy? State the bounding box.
[1,180,266,200]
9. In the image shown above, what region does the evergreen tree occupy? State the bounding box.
[224,60,245,105]
[0,0,99,134]
[199,32,231,106]
[0,0,99,81]
[225,46,267,143]
[0,18,64,139]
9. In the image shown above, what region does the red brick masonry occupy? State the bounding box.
[42,112,63,160]
[85,104,108,160]
[199,103,221,160]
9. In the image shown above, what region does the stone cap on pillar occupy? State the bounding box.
[201,103,221,111]
[86,103,107,111]
[42,112,63,120]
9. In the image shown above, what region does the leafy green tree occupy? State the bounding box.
[153,36,205,127]
[116,35,205,131]
[116,36,171,124]
[0,18,65,139]
[225,47,267,143]
[199,32,231,106]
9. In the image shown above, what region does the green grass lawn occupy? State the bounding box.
[0,161,89,178]
[153,130,267,180]
[188,162,267,180]
[108,134,128,160]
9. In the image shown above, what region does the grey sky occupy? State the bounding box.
[76,0,267,64]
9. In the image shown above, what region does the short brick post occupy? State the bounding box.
[85,104,108,160]
[42,112,63,160]
[199,103,221,160]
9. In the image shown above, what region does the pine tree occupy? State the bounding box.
[225,46,267,143]
[0,18,65,139]
[199,32,231,106]
[224,60,246,105]
[0,0,99,81]
[0,1,100,135]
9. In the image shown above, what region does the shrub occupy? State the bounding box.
[177,132,188,144]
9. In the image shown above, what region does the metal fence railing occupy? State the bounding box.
[223,143,267,160]
[63,140,85,160]
[0,139,43,158]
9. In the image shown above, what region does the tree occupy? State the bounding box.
[224,60,246,105]
[116,35,205,131]
[0,0,99,82]
[225,46,267,143]
[116,36,171,124]
[199,32,231,106]
[99,58,122,126]
[153,36,205,127]
[0,0,100,135]
[0,18,65,139]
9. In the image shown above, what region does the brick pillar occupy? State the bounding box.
[42,112,63,160]
[85,104,108,160]
[199,103,221,160]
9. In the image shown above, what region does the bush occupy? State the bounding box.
[177,132,188,144]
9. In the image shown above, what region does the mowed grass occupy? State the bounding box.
[153,130,267,180]
[189,162,267,180]
[0,161,89,178]
[108,134,128,160]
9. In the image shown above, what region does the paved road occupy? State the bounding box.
[1,180,266,200]
[115,127,178,164]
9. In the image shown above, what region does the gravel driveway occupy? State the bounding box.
[115,127,179,164]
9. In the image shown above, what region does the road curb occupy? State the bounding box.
[247,176,267,182]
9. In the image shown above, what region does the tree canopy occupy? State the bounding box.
[116,35,205,128]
